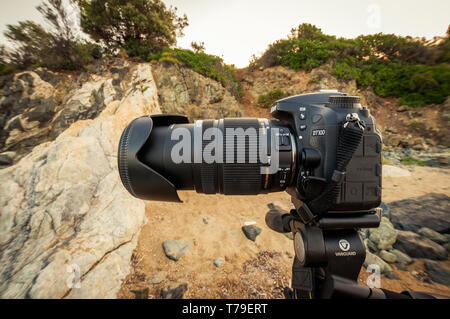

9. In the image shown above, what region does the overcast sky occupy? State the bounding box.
[1,0,449,67]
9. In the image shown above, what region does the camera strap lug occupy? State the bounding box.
[297,203,315,224]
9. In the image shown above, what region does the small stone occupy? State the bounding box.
[0,152,15,166]
[418,227,448,244]
[364,238,378,253]
[284,232,294,240]
[391,249,413,265]
[161,283,188,299]
[380,202,390,217]
[369,217,398,250]
[385,272,400,280]
[364,251,392,274]
[242,225,262,241]
[424,260,450,287]
[151,271,167,284]
[397,105,409,112]
[131,287,149,299]
[162,240,190,261]
[214,257,225,267]
[380,250,397,263]
[444,242,450,252]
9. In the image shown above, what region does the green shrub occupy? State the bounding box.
[258,89,291,108]
[150,48,242,98]
[254,23,450,107]
[2,1,102,71]
[400,156,425,166]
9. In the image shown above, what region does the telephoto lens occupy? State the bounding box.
[118,115,297,202]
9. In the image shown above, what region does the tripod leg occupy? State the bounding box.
[291,257,315,299]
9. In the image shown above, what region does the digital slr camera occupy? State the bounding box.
[118,90,382,221]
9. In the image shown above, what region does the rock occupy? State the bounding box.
[0,63,158,298]
[437,156,449,166]
[131,288,149,299]
[380,202,390,217]
[364,238,378,253]
[424,260,450,287]
[389,193,450,233]
[213,257,225,267]
[382,165,411,177]
[162,240,190,261]
[242,225,262,242]
[0,152,15,165]
[385,272,400,280]
[152,62,243,120]
[202,217,209,225]
[397,105,409,112]
[418,227,448,244]
[391,249,413,265]
[444,243,450,252]
[151,271,167,284]
[369,217,398,250]
[364,251,392,274]
[394,230,448,260]
[0,59,129,161]
[380,250,397,263]
[284,232,294,240]
[161,283,188,299]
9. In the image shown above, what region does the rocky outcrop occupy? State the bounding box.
[0,59,131,165]
[152,62,243,120]
[240,62,360,105]
[0,63,160,298]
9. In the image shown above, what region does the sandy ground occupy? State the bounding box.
[118,165,450,298]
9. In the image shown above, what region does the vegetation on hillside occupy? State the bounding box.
[149,48,242,97]
[252,24,450,106]
[1,0,240,97]
[257,89,291,108]
[0,0,101,71]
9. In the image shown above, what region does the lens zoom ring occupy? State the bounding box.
[200,120,217,194]
[222,119,262,195]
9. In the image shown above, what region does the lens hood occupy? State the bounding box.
[118,114,189,202]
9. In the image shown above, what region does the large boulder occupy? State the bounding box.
[388,193,450,234]
[0,59,131,164]
[152,62,243,120]
[418,227,448,244]
[424,260,450,287]
[394,230,448,261]
[0,63,160,298]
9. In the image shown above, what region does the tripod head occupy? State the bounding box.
[265,206,446,299]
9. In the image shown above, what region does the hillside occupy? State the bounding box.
[0,56,449,299]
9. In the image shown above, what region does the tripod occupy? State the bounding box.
[265,205,445,299]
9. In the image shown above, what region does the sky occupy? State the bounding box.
[1,0,449,68]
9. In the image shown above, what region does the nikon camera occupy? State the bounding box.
[117,90,382,218]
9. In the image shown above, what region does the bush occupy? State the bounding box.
[150,48,242,98]
[258,89,291,108]
[253,23,450,106]
[78,0,188,59]
[2,0,102,71]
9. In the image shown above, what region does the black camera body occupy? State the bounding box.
[118,90,382,217]
[271,91,382,214]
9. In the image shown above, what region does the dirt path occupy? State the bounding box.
[118,165,450,299]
